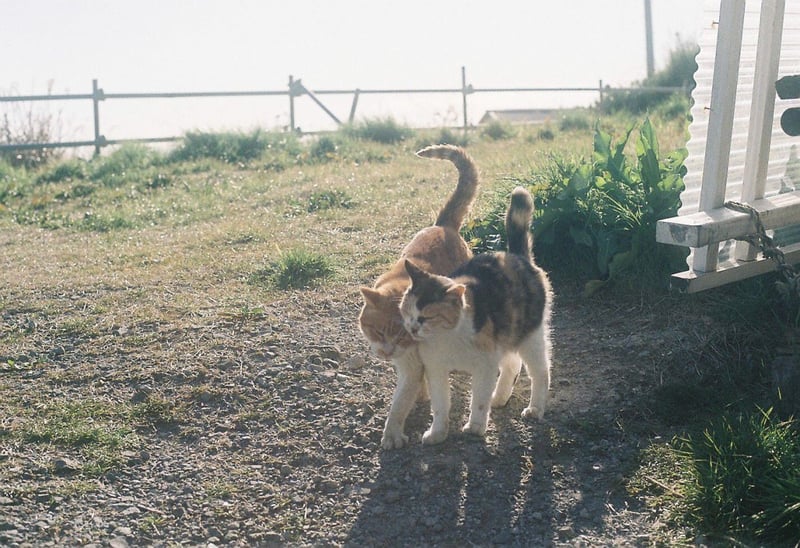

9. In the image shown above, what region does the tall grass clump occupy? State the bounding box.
[1,83,63,168]
[90,143,162,187]
[169,129,301,164]
[602,41,698,115]
[673,408,800,544]
[463,118,687,294]
[343,117,413,144]
[480,120,516,141]
[251,249,334,290]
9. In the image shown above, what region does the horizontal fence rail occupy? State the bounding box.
[1,67,684,156]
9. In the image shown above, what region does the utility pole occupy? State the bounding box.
[644,0,655,77]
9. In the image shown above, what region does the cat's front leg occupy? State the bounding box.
[421,367,450,445]
[381,348,425,450]
[463,366,498,437]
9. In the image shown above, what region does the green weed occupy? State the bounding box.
[342,117,412,144]
[465,118,688,294]
[251,249,334,290]
[674,408,800,544]
[480,120,516,141]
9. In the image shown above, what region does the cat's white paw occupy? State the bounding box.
[381,429,409,450]
[461,422,487,437]
[490,392,512,408]
[421,428,448,445]
[521,405,545,420]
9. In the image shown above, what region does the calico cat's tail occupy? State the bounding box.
[416,144,479,231]
[505,186,534,260]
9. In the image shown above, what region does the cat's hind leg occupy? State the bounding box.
[491,352,523,408]
[382,348,425,449]
[518,325,551,420]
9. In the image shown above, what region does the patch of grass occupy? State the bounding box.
[170,129,279,164]
[558,110,593,131]
[673,409,800,544]
[36,158,88,184]
[305,189,354,212]
[342,117,413,144]
[251,249,335,290]
[78,211,134,232]
[90,143,162,188]
[480,120,515,141]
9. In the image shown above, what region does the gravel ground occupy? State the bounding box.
[0,270,699,546]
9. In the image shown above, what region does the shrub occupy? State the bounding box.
[601,41,698,115]
[464,118,687,294]
[433,127,470,147]
[558,110,593,132]
[480,120,515,141]
[169,129,301,164]
[342,117,413,144]
[308,135,339,162]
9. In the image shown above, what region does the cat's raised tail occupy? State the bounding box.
[416,144,479,232]
[505,186,534,260]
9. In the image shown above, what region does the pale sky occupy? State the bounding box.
[2,1,705,140]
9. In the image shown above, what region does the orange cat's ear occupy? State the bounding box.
[404,259,426,279]
[360,287,382,305]
[445,283,466,300]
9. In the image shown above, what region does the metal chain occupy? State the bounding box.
[724,200,797,278]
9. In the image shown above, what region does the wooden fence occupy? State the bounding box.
[0,67,682,156]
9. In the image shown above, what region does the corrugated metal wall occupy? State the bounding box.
[681,0,800,258]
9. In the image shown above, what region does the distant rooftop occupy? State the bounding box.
[479,109,555,125]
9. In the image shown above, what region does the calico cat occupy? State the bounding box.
[359,144,479,450]
[399,186,552,445]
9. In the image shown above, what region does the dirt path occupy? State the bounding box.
[1,269,695,546]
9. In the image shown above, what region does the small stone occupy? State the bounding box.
[0,497,15,506]
[108,537,130,548]
[558,525,577,540]
[53,457,80,474]
[113,526,133,537]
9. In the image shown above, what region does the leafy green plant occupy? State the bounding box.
[464,118,687,294]
[674,408,800,544]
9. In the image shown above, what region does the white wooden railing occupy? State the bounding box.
[657,0,800,292]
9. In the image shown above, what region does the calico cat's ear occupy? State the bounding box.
[360,287,382,305]
[445,283,466,300]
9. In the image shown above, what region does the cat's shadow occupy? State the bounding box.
[346,374,560,546]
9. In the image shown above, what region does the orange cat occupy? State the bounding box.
[359,144,479,449]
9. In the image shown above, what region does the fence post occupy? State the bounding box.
[598,79,604,106]
[92,79,104,156]
[461,66,468,132]
[349,89,360,124]
[288,75,296,132]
